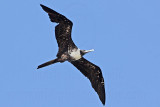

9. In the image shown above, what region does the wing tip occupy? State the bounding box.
[40,4,54,14]
[40,4,43,7]
[100,88,106,105]
[101,97,105,105]
[40,4,46,10]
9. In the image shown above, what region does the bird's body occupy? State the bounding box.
[38,4,106,105]
[68,48,81,61]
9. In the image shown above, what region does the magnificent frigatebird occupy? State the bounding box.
[38,4,105,105]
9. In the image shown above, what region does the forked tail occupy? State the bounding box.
[37,58,59,69]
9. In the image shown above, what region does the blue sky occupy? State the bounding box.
[0,0,160,107]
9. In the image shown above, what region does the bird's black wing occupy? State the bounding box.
[71,57,105,105]
[40,4,77,57]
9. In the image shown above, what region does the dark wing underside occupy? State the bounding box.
[71,57,105,105]
[40,4,77,57]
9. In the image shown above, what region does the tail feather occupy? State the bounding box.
[37,58,59,69]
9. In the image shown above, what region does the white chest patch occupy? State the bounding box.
[69,49,81,60]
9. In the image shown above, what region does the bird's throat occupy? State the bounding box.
[69,49,81,60]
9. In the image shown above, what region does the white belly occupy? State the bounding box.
[69,49,81,60]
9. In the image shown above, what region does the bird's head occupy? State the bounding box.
[80,49,94,56]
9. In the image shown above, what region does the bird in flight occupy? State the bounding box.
[38,4,105,105]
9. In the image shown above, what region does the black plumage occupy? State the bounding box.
[38,4,106,105]
[71,58,105,105]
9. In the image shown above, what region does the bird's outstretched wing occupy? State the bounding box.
[40,4,77,57]
[71,57,105,105]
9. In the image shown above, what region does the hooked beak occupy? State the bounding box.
[80,49,94,56]
[84,49,94,53]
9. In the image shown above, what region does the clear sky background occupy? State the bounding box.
[0,0,160,107]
